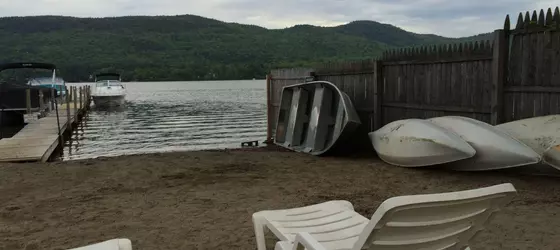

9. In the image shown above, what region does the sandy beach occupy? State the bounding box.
[1,146,559,249]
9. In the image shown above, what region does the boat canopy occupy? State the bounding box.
[95,72,120,77]
[0,62,56,72]
[95,72,121,81]
[0,62,59,87]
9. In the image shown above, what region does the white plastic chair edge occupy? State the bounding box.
[274,232,326,250]
[67,238,132,250]
[253,200,355,250]
[278,232,472,250]
[351,183,517,250]
[273,183,515,250]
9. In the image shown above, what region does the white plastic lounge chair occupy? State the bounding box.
[252,183,516,250]
[67,238,132,250]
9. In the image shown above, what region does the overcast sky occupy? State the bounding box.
[0,0,557,37]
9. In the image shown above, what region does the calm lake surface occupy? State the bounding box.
[61,80,266,161]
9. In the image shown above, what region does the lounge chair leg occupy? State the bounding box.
[253,218,268,250]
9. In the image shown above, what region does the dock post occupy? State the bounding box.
[73,87,78,120]
[69,86,73,102]
[50,88,55,111]
[53,90,62,149]
[39,90,44,117]
[85,86,89,109]
[79,87,83,111]
[266,74,272,142]
[26,88,31,115]
[66,88,71,130]
[88,86,91,109]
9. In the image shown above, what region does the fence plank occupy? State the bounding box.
[266,5,560,152]
[373,61,383,130]
[491,30,508,125]
[505,6,560,121]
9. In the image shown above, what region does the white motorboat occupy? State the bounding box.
[91,73,126,107]
[429,116,541,171]
[368,119,476,167]
[274,81,361,155]
[496,115,560,171]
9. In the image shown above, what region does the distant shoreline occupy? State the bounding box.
[66,79,266,84]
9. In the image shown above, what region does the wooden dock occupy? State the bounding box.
[0,86,91,162]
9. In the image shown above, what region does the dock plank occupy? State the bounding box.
[0,136,59,147]
[0,95,89,162]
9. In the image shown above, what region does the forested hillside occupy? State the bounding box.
[0,15,493,81]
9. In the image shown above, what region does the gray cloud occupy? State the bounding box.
[0,0,555,37]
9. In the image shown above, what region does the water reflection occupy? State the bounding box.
[61,80,267,160]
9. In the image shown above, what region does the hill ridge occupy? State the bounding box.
[0,14,493,81]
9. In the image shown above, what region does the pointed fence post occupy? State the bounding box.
[490,29,509,125]
[373,60,384,130]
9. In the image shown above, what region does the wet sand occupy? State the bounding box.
[1,147,559,249]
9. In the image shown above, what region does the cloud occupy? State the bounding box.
[0,0,556,37]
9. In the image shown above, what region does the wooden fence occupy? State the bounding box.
[504,8,560,123]
[266,7,560,149]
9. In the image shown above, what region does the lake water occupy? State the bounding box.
[61,80,267,161]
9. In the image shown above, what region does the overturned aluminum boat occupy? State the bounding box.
[496,115,560,170]
[368,119,476,167]
[429,116,541,171]
[274,81,361,155]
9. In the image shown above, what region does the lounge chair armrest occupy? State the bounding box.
[291,232,327,250]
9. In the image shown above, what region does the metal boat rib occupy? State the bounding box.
[274,81,360,155]
[368,119,476,167]
[429,116,541,171]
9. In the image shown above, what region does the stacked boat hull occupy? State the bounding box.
[544,145,560,170]
[495,115,560,171]
[274,81,361,156]
[368,119,475,167]
[369,115,556,172]
[429,116,541,171]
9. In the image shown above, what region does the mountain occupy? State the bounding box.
[330,21,455,46]
[0,15,493,82]
[331,21,493,45]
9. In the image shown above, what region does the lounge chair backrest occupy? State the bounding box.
[353,183,517,250]
[68,238,132,250]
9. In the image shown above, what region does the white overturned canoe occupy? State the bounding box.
[274,81,361,155]
[544,145,560,170]
[496,115,560,170]
[369,119,475,167]
[429,116,541,171]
